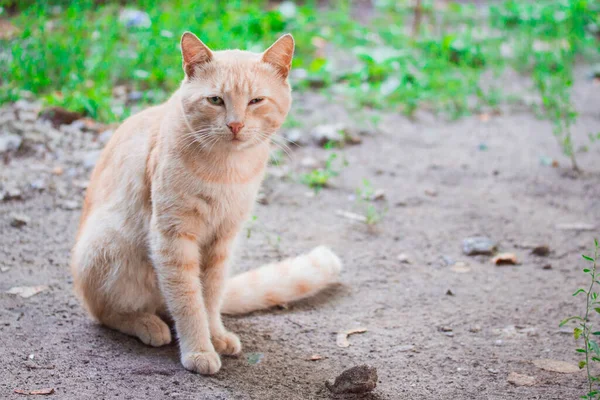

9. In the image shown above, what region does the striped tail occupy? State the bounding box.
[221,246,343,315]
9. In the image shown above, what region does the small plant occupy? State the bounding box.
[355,179,386,226]
[301,144,347,193]
[561,239,600,399]
[269,148,285,166]
[246,215,259,239]
[301,152,339,192]
[245,214,282,254]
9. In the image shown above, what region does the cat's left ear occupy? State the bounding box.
[181,32,213,78]
[262,34,294,79]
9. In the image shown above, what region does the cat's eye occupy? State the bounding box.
[249,98,264,105]
[207,96,224,106]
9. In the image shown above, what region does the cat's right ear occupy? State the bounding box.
[180,32,213,78]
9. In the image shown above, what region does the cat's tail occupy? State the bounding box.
[221,246,342,315]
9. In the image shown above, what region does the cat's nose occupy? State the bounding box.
[227,121,244,136]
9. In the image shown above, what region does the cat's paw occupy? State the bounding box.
[134,314,172,347]
[212,331,242,355]
[181,351,222,375]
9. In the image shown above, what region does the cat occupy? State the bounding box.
[70,32,342,375]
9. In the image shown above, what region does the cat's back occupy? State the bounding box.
[78,104,166,233]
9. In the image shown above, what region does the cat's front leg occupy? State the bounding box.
[202,232,242,356]
[150,225,221,375]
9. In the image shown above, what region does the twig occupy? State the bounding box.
[412,0,423,38]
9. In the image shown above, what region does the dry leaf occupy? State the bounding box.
[336,327,367,348]
[335,210,367,223]
[556,223,596,231]
[7,285,48,298]
[532,359,579,373]
[492,253,518,266]
[451,262,471,273]
[307,354,325,361]
[14,388,55,395]
[479,113,490,122]
[507,372,536,386]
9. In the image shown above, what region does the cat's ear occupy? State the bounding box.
[262,34,294,79]
[181,32,213,77]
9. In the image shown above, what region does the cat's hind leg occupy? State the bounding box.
[100,311,171,347]
[72,212,171,347]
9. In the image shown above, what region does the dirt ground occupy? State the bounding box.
[1,70,599,399]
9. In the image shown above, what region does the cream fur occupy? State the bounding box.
[70,33,342,375]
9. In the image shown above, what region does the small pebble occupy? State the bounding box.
[61,200,80,210]
[424,188,438,197]
[531,245,550,257]
[52,166,64,176]
[397,254,411,264]
[10,213,30,228]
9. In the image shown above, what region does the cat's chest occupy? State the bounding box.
[194,180,261,223]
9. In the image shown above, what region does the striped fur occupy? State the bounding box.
[222,246,343,315]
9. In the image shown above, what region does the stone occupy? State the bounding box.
[128,91,144,102]
[311,123,346,146]
[507,372,536,386]
[326,365,378,394]
[531,245,550,257]
[61,200,80,210]
[397,254,411,264]
[98,129,114,145]
[29,179,46,191]
[0,134,22,153]
[82,150,102,169]
[119,9,152,28]
[370,189,385,201]
[300,157,319,169]
[462,237,497,256]
[10,213,30,228]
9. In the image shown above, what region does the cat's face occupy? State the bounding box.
[178,33,293,152]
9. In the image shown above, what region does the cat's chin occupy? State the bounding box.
[224,138,265,152]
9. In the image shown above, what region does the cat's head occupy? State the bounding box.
[178,32,294,152]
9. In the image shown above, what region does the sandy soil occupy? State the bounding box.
[1,71,599,399]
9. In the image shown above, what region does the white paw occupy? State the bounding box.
[181,351,222,375]
[212,331,242,355]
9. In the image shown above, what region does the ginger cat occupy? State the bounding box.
[70,32,342,375]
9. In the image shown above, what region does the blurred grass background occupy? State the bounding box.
[0,0,598,165]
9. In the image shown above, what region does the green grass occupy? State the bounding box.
[0,0,598,166]
[301,149,346,192]
[561,239,600,399]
